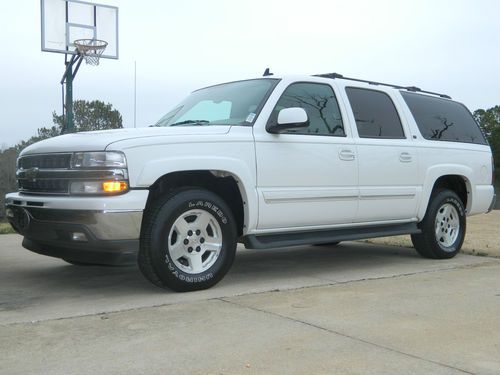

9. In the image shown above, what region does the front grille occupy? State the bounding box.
[18,179,69,194]
[17,154,72,194]
[18,154,72,170]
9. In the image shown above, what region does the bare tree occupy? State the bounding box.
[430,116,454,140]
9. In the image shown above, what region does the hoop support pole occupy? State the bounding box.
[60,52,83,134]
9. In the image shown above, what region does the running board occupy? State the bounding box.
[242,222,421,249]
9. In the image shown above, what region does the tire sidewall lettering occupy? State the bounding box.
[435,195,465,251]
[446,197,464,217]
[162,200,226,283]
[144,189,237,291]
[165,253,215,283]
[188,200,228,224]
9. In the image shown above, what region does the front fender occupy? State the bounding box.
[135,156,258,234]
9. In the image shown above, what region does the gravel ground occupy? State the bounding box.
[362,210,500,257]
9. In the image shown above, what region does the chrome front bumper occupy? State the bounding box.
[4,191,148,263]
[5,205,142,241]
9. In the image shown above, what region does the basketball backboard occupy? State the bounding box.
[41,0,118,59]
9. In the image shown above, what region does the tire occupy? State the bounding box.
[138,188,237,292]
[411,189,466,259]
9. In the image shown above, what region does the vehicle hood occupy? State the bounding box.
[20,126,232,155]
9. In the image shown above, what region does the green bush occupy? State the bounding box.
[0,221,15,235]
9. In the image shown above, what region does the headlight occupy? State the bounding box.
[70,180,129,195]
[72,151,127,168]
[70,152,129,195]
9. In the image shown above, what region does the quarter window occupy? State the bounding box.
[401,92,487,145]
[346,87,405,139]
[268,83,345,136]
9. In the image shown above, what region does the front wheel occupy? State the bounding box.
[139,188,237,292]
[411,189,466,259]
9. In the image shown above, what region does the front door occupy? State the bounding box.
[254,81,358,230]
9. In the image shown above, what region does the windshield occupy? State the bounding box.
[155,79,279,127]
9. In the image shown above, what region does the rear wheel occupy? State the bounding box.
[139,188,237,292]
[411,189,465,259]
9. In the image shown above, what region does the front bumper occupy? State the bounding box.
[4,190,148,264]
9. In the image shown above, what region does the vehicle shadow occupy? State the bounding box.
[2,241,475,324]
[5,242,419,294]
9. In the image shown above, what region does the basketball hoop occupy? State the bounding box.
[74,39,108,66]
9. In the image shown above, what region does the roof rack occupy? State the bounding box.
[314,73,452,99]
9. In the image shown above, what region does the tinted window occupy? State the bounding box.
[401,92,487,145]
[346,88,405,139]
[268,83,345,136]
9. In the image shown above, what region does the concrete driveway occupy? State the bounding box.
[1,233,500,374]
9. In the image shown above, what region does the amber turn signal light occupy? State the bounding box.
[102,181,128,193]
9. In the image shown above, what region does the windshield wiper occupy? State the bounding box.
[169,120,210,127]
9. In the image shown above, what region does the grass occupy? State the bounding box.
[0,221,15,235]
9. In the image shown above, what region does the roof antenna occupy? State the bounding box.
[263,68,273,77]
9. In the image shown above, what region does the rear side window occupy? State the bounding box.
[401,92,487,145]
[346,87,405,139]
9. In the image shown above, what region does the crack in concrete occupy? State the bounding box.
[218,297,474,375]
[313,259,497,285]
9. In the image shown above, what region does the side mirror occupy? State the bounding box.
[267,107,309,133]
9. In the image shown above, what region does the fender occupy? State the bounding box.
[135,156,258,234]
[417,164,473,220]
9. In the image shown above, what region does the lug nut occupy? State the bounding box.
[196,246,201,252]
[183,239,189,245]
[188,247,193,253]
[200,238,205,244]
[196,230,201,235]
[187,230,193,236]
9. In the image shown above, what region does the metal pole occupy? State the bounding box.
[60,54,82,133]
[134,60,137,128]
[66,64,74,133]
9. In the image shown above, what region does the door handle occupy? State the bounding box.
[399,152,412,163]
[339,149,355,161]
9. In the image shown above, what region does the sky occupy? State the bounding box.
[0,0,499,148]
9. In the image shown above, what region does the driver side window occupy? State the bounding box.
[268,82,345,136]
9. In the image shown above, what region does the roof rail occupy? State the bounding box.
[314,73,452,99]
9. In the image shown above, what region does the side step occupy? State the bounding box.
[241,222,420,250]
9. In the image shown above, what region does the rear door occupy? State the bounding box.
[344,87,420,222]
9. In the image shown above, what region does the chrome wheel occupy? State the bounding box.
[434,203,460,249]
[167,209,223,274]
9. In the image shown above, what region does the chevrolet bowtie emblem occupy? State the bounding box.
[25,167,40,182]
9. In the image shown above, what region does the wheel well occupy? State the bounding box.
[145,171,245,236]
[432,175,469,208]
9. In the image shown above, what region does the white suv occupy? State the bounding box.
[5,73,496,292]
